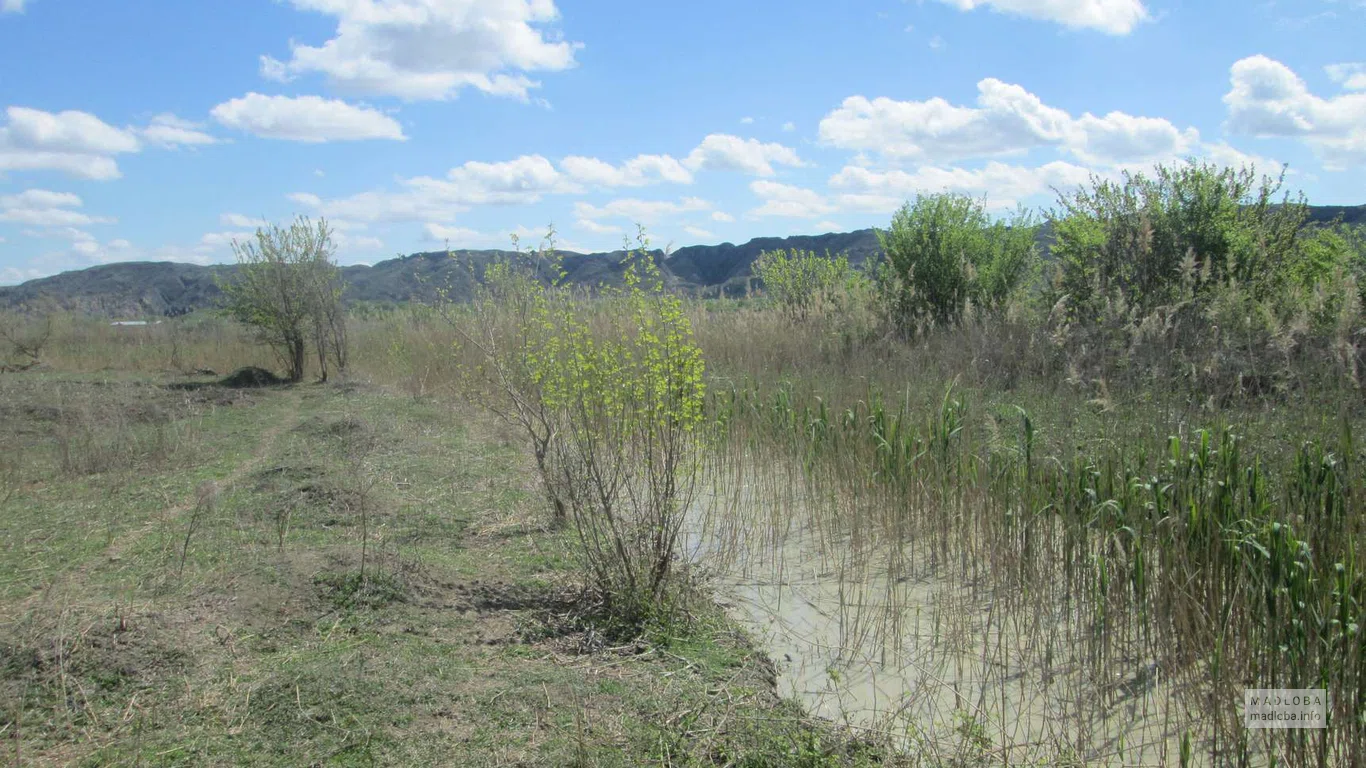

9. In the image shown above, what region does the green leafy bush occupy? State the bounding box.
[1051,161,1307,316]
[753,249,855,322]
[452,229,708,627]
[876,194,1037,333]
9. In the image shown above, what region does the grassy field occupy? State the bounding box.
[0,370,890,767]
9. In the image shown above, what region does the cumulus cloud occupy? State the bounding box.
[141,113,220,148]
[683,226,715,240]
[684,134,806,176]
[748,181,836,218]
[711,211,735,223]
[293,154,578,223]
[210,93,406,142]
[0,266,45,286]
[829,160,1096,211]
[1,0,29,14]
[574,197,711,225]
[1224,55,1366,169]
[219,213,270,229]
[38,228,139,268]
[575,218,623,235]
[1326,62,1366,91]
[819,80,1197,166]
[0,189,116,227]
[0,106,140,180]
[560,154,693,187]
[930,0,1149,34]
[261,0,581,101]
[425,222,583,251]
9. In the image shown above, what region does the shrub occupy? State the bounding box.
[876,194,1037,333]
[1051,161,1308,316]
[451,228,708,626]
[752,249,855,323]
[534,235,707,625]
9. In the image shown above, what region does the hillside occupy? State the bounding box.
[2,203,1362,317]
[0,229,882,317]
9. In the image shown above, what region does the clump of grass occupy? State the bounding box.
[315,570,408,611]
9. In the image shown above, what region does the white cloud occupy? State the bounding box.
[2,189,82,209]
[1224,55,1366,169]
[684,134,806,176]
[424,223,484,244]
[1326,62,1366,91]
[141,113,220,148]
[0,188,116,227]
[711,211,735,223]
[930,0,1149,34]
[333,231,384,252]
[576,218,622,235]
[740,116,755,125]
[560,154,693,187]
[210,93,406,142]
[829,160,1096,210]
[424,222,578,251]
[261,0,581,101]
[928,35,947,50]
[197,231,253,249]
[683,226,715,240]
[819,79,1197,166]
[748,181,836,218]
[574,196,711,224]
[294,154,578,223]
[46,228,138,266]
[814,220,843,232]
[1,0,29,14]
[220,213,269,229]
[0,106,140,180]
[782,122,796,132]
[0,266,45,286]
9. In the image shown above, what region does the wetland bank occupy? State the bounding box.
[3,164,1366,766]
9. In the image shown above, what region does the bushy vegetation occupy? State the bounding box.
[449,230,709,629]
[753,248,858,323]
[875,194,1037,332]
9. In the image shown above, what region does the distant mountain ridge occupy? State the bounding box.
[2,203,1362,317]
[0,229,886,317]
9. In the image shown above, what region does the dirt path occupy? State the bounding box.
[117,389,302,558]
[17,388,305,608]
[106,388,304,565]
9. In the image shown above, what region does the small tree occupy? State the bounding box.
[220,216,346,382]
[752,248,855,322]
[876,194,1037,333]
[0,309,53,371]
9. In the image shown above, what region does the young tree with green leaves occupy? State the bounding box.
[220,216,346,382]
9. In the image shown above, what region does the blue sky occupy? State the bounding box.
[1,0,1363,283]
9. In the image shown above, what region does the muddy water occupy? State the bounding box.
[684,473,1208,766]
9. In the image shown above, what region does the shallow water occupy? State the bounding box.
[684,471,1209,766]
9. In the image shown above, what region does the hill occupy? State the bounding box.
[1,203,1361,317]
[0,229,882,317]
